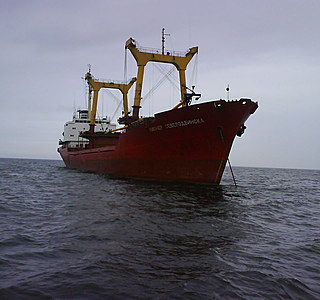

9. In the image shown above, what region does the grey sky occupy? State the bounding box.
[1,0,319,169]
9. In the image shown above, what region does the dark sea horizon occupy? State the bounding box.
[3,156,320,172]
[0,158,319,299]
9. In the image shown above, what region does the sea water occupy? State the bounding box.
[0,158,319,299]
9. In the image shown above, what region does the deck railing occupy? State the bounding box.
[136,45,187,57]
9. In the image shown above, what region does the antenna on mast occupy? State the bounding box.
[162,28,170,55]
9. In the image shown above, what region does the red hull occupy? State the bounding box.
[58,100,258,184]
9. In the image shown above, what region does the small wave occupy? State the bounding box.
[1,234,37,248]
[0,287,52,299]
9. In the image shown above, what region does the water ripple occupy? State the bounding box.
[0,159,319,299]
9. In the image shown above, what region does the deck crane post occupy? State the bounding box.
[125,38,198,120]
[85,72,136,132]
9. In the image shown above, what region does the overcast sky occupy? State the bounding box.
[1,0,319,170]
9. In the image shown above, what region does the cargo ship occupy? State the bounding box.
[58,34,258,184]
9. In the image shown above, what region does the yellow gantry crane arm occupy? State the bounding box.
[125,38,198,119]
[85,72,136,131]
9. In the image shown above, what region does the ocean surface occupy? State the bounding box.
[0,158,319,299]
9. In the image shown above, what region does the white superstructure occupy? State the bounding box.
[60,109,116,148]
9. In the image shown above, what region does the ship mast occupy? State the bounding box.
[87,64,93,118]
[161,28,170,55]
[125,36,198,120]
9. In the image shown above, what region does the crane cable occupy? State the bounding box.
[141,66,176,105]
[190,53,198,88]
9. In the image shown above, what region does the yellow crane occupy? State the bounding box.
[125,37,198,119]
[85,72,136,131]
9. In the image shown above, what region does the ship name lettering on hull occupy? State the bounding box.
[149,118,205,132]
